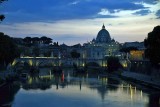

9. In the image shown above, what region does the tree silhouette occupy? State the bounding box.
[144,25,160,68]
[107,56,120,72]
[0,0,8,22]
[23,36,52,46]
[0,0,8,3]
[32,46,40,57]
[0,15,5,21]
[40,36,52,44]
[23,37,32,43]
[32,37,40,44]
[0,32,19,69]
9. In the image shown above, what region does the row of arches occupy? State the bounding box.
[11,58,129,70]
[11,59,102,68]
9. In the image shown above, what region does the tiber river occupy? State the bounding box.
[0,68,159,107]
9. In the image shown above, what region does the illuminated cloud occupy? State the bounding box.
[98,9,110,15]
[0,0,160,45]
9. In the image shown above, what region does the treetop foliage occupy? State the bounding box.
[107,56,121,72]
[0,0,8,21]
[0,15,5,21]
[23,36,52,45]
[0,32,19,67]
[144,25,160,68]
[0,0,8,3]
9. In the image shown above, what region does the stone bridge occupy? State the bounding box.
[11,57,129,68]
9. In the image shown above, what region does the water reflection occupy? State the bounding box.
[148,93,160,107]
[0,82,20,107]
[20,71,160,107]
[1,69,160,107]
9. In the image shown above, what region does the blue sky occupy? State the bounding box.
[0,0,160,45]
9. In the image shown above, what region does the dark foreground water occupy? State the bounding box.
[0,71,160,107]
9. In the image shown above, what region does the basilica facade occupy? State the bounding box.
[83,24,120,59]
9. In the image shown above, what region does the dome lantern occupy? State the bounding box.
[102,23,105,29]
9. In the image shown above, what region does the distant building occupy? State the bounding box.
[83,24,120,59]
[122,41,145,50]
[129,50,144,60]
[19,25,124,59]
[122,41,145,60]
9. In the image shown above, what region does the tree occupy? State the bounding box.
[0,15,5,21]
[32,47,40,57]
[0,32,19,69]
[23,36,52,46]
[70,50,80,58]
[45,37,52,44]
[23,37,33,47]
[0,0,8,3]
[107,56,120,72]
[40,36,52,44]
[23,37,32,43]
[0,0,8,22]
[53,42,59,46]
[32,37,40,44]
[144,25,160,68]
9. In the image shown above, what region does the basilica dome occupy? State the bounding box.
[96,24,111,43]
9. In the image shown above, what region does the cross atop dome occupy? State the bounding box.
[102,23,105,29]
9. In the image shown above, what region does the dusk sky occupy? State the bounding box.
[0,0,160,45]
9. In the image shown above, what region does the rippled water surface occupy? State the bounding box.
[0,69,159,107]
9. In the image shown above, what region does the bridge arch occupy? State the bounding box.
[37,60,55,67]
[12,60,30,67]
[85,59,105,67]
[86,62,100,67]
[11,60,31,73]
[119,59,129,68]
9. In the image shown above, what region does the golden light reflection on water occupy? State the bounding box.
[20,71,153,107]
[130,85,133,100]
[141,90,143,98]
[106,82,150,105]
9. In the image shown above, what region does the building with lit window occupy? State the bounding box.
[83,24,120,59]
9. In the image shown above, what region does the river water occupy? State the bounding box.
[0,68,159,107]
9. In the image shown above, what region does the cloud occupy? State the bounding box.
[97,8,143,17]
[98,9,110,15]
[133,9,151,16]
[97,8,117,18]
[156,9,160,17]
[97,1,160,18]
[0,13,159,45]
[69,1,80,5]
[1,0,160,45]
[2,0,157,23]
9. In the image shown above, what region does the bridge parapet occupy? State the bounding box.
[13,57,130,68]
[12,58,109,67]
